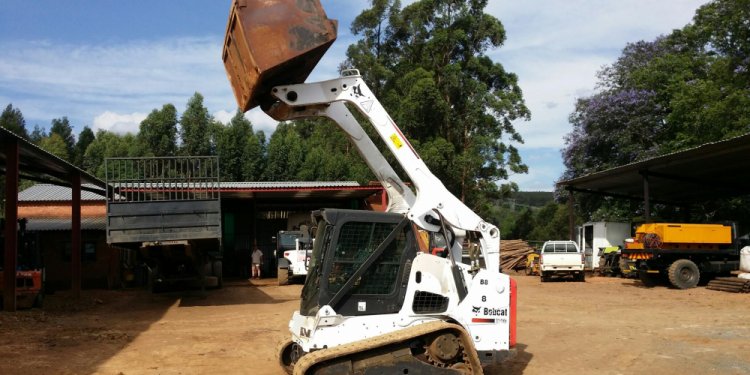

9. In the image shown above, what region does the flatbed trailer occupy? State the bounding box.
[105,156,222,292]
[622,223,742,289]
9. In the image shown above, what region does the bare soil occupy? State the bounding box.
[1,274,748,375]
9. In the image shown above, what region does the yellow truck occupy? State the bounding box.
[622,223,742,289]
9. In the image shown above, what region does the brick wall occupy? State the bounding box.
[18,202,105,218]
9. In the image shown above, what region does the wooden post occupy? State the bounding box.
[3,140,19,312]
[251,198,257,279]
[71,173,82,298]
[643,173,651,222]
[568,190,575,241]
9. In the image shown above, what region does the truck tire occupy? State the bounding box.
[620,258,635,278]
[148,265,162,293]
[540,272,549,282]
[278,267,290,286]
[668,259,700,289]
[33,292,44,308]
[638,270,656,287]
[213,260,223,288]
[578,272,586,282]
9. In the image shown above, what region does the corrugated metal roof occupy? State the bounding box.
[18,181,377,202]
[25,217,106,231]
[18,184,106,202]
[558,132,750,203]
[108,181,361,190]
[0,126,106,191]
[220,181,361,189]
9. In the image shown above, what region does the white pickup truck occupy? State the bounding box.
[275,229,313,286]
[540,240,585,282]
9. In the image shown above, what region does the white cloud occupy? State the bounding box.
[212,108,279,136]
[0,1,710,191]
[245,108,280,135]
[212,110,234,125]
[93,111,146,134]
[488,1,706,53]
[481,1,708,189]
[484,1,707,151]
[0,37,235,130]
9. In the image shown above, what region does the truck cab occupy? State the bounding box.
[540,240,585,282]
[275,228,313,285]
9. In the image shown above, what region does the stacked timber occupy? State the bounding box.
[706,277,750,293]
[500,240,536,271]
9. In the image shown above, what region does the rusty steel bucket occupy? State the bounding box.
[222,0,338,112]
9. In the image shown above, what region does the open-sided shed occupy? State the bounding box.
[557,133,750,235]
[1,126,106,311]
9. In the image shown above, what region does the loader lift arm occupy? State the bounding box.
[264,70,500,272]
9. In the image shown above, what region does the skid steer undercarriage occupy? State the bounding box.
[280,321,483,375]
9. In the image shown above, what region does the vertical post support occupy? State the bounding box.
[3,140,19,312]
[568,190,575,241]
[71,173,82,298]
[251,198,258,278]
[642,173,651,222]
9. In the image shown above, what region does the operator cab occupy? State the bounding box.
[300,209,419,317]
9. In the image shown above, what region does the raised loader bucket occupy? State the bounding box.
[222,0,338,112]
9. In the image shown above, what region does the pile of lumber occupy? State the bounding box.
[706,277,750,293]
[499,240,536,271]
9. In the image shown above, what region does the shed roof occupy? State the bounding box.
[19,184,107,202]
[25,217,106,231]
[18,181,383,202]
[0,126,106,193]
[557,133,750,204]
[219,181,382,200]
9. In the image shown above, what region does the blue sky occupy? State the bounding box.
[0,0,708,191]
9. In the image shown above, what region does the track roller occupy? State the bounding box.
[284,321,483,375]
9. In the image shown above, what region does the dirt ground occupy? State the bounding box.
[1,274,748,375]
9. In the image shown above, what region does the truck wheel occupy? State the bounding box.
[278,267,290,286]
[598,256,608,276]
[540,272,548,282]
[148,265,164,293]
[33,293,44,308]
[213,260,223,288]
[668,259,700,289]
[638,271,656,287]
[620,258,634,278]
[578,272,586,282]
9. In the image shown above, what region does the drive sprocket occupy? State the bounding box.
[424,332,473,373]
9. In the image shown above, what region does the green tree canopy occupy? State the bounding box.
[527,203,569,241]
[139,104,178,156]
[562,0,750,223]
[264,122,304,180]
[344,0,530,210]
[0,103,28,139]
[84,130,141,178]
[295,118,372,183]
[50,117,76,161]
[29,125,46,144]
[216,110,253,181]
[74,126,96,167]
[38,133,70,161]
[180,92,212,156]
[243,129,266,181]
